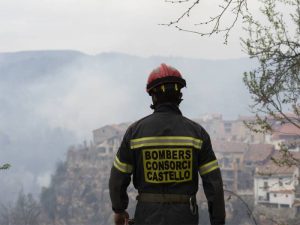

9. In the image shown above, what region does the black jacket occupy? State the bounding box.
[109,103,225,224]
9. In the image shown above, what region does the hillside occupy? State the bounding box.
[0,50,255,204]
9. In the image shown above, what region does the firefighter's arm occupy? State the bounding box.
[201,169,225,225]
[109,128,134,214]
[198,133,225,225]
[109,166,131,213]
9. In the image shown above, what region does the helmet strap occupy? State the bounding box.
[150,95,158,110]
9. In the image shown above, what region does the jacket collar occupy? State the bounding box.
[154,103,182,115]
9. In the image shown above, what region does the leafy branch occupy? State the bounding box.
[242,0,300,136]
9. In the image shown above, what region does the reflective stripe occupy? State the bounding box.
[130,136,203,150]
[199,160,219,176]
[113,156,133,173]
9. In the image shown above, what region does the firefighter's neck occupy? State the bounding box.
[150,102,180,111]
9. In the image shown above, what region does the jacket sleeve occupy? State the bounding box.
[109,128,134,213]
[198,132,225,225]
[202,169,226,225]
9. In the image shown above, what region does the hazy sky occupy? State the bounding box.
[0,0,254,59]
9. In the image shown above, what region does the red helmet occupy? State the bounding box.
[146,63,186,94]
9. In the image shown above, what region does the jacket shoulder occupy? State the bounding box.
[182,116,210,137]
[125,114,152,132]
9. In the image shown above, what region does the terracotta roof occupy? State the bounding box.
[293,200,300,206]
[212,141,248,153]
[244,144,274,162]
[271,151,300,164]
[255,154,298,176]
[272,123,300,139]
[292,152,300,160]
[256,164,297,176]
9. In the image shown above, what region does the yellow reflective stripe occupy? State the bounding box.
[201,165,219,175]
[113,156,133,173]
[201,159,217,168]
[199,160,219,176]
[130,136,203,150]
[131,136,202,142]
[131,142,201,149]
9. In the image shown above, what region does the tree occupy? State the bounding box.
[161,0,248,43]
[242,0,300,167]
[40,187,57,224]
[164,3,299,223]
[242,0,300,134]
[163,0,300,163]
[0,191,41,225]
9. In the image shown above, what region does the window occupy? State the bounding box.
[264,181,268,189]
[224,122,232,133]
[224,158,230,167]
[97,147,106,153]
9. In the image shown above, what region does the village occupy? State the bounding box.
[44,113,300,225]
[96,115,300,218]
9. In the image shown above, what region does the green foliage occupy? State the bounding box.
[242,0,300,134]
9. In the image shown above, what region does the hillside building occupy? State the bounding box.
[213,141,274,193]
[266,123,300,152]
[195,115,265,143]
[254,153,300,208]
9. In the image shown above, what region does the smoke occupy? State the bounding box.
[0,51,254,203]
[0,52,152,203]
[27,58,150,139]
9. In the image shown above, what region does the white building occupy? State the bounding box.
[254,158,299,208]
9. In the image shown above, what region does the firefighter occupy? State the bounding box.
[109,63,226,225]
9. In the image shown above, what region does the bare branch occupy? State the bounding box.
[161,0,248,43]
[165,0,190,3]
[160,0,200,26]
